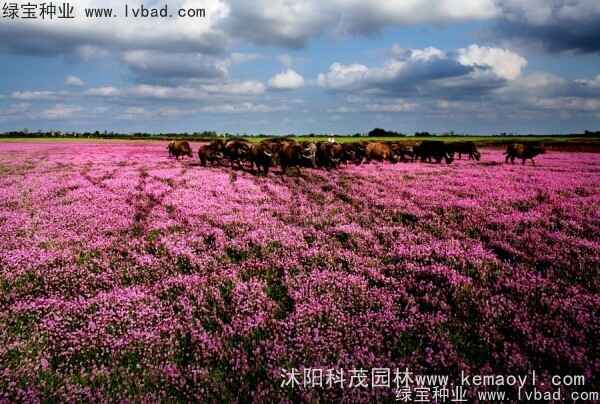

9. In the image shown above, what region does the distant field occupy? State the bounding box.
[1,135,600,144]
[241,135,600,146]
[2,135,600,152]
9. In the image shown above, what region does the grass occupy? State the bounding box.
[1,135,600,147]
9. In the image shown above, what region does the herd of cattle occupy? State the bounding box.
[167,138,546,174]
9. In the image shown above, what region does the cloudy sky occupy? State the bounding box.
[1,0,600,134]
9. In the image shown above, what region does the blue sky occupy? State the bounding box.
[1,0,600,134]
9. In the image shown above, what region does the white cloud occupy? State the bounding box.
[531,97,600,111]
[84,81,266,101]
[457,45,527,80]
[318,45,472,93]
[202,81,266,95]
[65,75,85,86]
[226,0,498,47]
[0,0,503,57]
[493,0,600,53]
[575,75,600,89]
[73,45,110,61]
[328,99,417,113]
[318,44,529,97]
[229,52,262,64]
[365,100,418,112]
[318,63,371,90]
[199,102,289,113]
[0,103,31,120]
[390,45,446,61]
[0,0,231,55]
[268,69,305,90]
[42,104,82,120]
[11,91,66,101]
[121,50,228,80]
[85,86,121,97]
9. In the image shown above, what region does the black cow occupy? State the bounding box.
[197,139,225,166]
[504,143,545,165]
[413,141,454,164]
[450,141,481,161]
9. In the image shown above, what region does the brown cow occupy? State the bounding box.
[504,143,545,165]
[316,141,343,169]
[247,143,277,175]
[197,139,225,166]
[365,142,394,162]
[279,140,315,174]
[168,140,193,159]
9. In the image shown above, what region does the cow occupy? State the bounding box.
[223,139,252,169]
[413,141,454,164]
[299,141,317,168]
[316,141,343,169]
[341,142,367,165]
[387,142,413,163]
[365,142,394,163]
[247,143,277,175]
[279,140,316,174]
[450,141,481,161]
[504,143,545,165]
[197,139,225,166]
[167,140,193,159]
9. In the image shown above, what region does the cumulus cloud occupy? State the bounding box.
[1,0,599,60]
[316,41,600,120]
[456,45,527,80]
[493,0,600,53]
[317,44,512,97]
[268,69,305,90]
[224,0,498,48]
[122,50,228,81]
[65,76,85,86]
[0,0,230,57]
[0,0,500,58]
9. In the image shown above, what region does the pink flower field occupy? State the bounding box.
[0,141,599,402]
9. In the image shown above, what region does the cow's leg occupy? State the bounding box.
[505,155,510,163]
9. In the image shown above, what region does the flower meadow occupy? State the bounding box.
[0,141,598,402]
